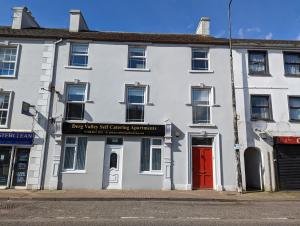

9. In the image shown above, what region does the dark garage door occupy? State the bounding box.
[276,144,300,190]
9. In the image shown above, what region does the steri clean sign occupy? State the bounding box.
[275,136,300,145]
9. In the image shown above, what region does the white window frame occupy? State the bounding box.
[63,136,87,172]
[65,83,88,121]
[191,87,212,124]
[69,43,89,68]
[140,138,163,173]
[126,85,146,122]
[191,48,209,71]
[0,91,12,128]
[0,45,19,78]
[127,46,147,69]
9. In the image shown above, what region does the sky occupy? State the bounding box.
[0,0,300,40]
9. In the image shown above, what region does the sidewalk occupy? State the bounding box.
[0,189,300,201]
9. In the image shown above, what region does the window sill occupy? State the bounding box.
[248,73,271,77]
[124,121,149,124]
[284,73,300,77]
[64,65,92,70]
[189,124,217,128]
[138,172,163,176]
[62,170,87,174]
[0,75,16,79]
[189,70,214,73]
[124,68,151,72]
[289,120,300,123]
[251,119,274,122]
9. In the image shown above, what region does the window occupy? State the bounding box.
[284,52,300,75]
[0,46,17,76]
[65,84,86,120]
[191,48,209,71]
[110,153,118,169]
[289,96,300,121]
[106,137,123,145]
[69,43,89,67]
[126,86,145,122]
[191,88,211,124]
[128,46,146,69]
[63,137,87,171]
[0,92,11,127]
[140,138,162,172]
[248,51,268,74]
[251,95,272,120]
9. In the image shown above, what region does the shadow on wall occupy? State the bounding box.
[244,147,263,191]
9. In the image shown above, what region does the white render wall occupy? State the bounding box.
[44,41,237,191]
[233,48,300,191]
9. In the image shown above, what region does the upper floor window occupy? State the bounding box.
[191,88,211,124]
[191,48,209,71]
[284,52,300,75]
[0,46,17,76]
[248,51,268,74]
[126,86,145,122]
[140,138,162,172]
[251,95,272,121]
[65,84,87,120]
[69,43,89,67]
[288,96,300,122]
[0,92,11,127]
[63,136,87,171]
[128,46,146,69]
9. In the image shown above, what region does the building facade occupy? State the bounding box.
[233,40,300,191]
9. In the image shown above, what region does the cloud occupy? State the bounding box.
[297,33,300,40]
[265,32,273,40]
[238,28,244,38]
[215,30,226,38]
[246,27,261,33]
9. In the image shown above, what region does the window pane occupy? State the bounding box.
[127,87,145,104]
[289,97,300,108]
[192,59,208,70]
[152,148,161,171]
[72,44,88,54]
[75,137,87,170]
[0,94,9,109]
[141,138,150,171]
[126,104,144,122]
[152,139,162,146]
[252,107,270,120]
[249,52,265,63]
[0,47,17,76]
[66,137,76,144]
[128,58,146,68]
[110,153,118,169]
[106,137,123,145]
[64,147,75,169]
[129,47,145,57]
[252,96,269,107]
[66,103,85,120]
[67,85,86,101]
[0,110,7,125]
[192,50,207,58]
[284,53,300,64]
[285,64,300,74]
[290,109,300,120]
[193,106,210,123]
[192,89,209,105]
[192,137,213,146]
[70,55,88,67]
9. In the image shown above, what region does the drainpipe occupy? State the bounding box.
[39,38,63,190]
[228,0,243,193]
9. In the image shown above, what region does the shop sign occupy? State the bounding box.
[62,122,165,137]
[275,136,300,144]
[0,131,34,145]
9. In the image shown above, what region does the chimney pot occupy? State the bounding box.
[196,17,210,36]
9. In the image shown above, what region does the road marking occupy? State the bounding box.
[263,217,288,220]
[121,216,155,219]
[186,217,220,220]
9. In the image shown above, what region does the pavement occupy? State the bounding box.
[0,189,299,201]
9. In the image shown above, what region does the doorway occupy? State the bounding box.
[0,147,30,189]
[192,137,213,190]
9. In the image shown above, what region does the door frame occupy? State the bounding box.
[103,144,123,189]
[187,132,221,191]
[0,145,31,189]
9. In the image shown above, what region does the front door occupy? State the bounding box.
[192,147,213,189]
[11,148,30,187]
[103,146,123,189]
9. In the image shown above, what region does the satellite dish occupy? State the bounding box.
[251,120,267,132]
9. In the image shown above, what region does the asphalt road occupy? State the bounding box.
[0,200,299,226]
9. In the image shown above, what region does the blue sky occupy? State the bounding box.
[0,0,299,40]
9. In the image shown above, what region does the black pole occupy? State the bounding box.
[228,0,243,193]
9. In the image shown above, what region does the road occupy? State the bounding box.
[0,200,299,225]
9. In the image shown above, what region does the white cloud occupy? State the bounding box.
[246,27,261,33]
[265,32,273,40]
[238,28,244,38]
[296,33,300,40]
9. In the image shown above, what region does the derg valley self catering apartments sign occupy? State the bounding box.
[62,122,165,137]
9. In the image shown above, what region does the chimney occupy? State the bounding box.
[196,17,210,36]
[69,10,89,32]
[12,7,40,29]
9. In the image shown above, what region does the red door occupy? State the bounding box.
[192,147,213,189]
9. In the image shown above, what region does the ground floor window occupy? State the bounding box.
[140,138,162,172]
[63,137,87,171]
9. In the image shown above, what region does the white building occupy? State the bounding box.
[233,40,300,191]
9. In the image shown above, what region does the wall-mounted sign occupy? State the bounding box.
[275,136,300,145]
[62,122,165,137]
[0,131,34,145]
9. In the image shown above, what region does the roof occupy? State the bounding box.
[0,26,300,47]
